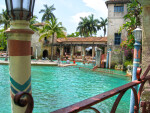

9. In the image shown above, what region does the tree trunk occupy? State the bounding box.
[50,33,54,61]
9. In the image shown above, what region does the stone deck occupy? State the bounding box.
[0,60,58,66]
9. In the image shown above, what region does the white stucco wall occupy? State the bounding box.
[31,32,42,58]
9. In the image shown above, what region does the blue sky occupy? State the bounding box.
[0,0,108,36]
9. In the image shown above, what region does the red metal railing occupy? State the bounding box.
[14,65,150,113]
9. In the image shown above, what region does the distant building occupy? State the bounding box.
[106,0,130,65]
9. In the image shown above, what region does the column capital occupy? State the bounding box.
[138,0,150,6]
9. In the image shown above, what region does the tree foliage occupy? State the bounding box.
[39,4,56,22]
[120,0,142,49]
[0,9,10,30]
[76,14,99,37]
[0,29,7,50]
[67,32,80,37]
[76,14,107,37]
[99,17,108,37]
[29,16,39,31]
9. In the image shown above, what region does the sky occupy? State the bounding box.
[0,0,108,36]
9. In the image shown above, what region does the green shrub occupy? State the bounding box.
[111,61,117,69]
[124,60,133,70]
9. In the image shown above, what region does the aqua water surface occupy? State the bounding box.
[0,62,131,113]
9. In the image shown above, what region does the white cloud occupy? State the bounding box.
[82,0,108,17]
[71,12,93,24]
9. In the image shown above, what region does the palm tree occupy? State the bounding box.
[0,9,10,30]
[39,4,56,22]
[77,14,99,37]
[76,16,89,37]
[0,9,10,60]
[29,16,39,31]
[88,14,99,36]
[39,17,66,61]
[99,17,108,37]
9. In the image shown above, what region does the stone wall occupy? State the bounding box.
[138,0,150,101]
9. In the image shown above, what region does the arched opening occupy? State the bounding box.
[43,50,48,58]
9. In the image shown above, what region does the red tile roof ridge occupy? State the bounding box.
[57,37,107,42]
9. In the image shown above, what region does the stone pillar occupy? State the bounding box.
[96,48,102,68]
[104,47,107,54]
[60,46,64,60]
[82,46,85,61]
[71,46,75,60]
[6,20,34,113]
[92,46,95,58]
[138,0,150,102]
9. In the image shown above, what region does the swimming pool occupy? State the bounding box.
[0,63,131,113]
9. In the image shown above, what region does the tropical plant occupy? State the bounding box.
[39,4,56,22]
[119,0,142,49]
[0,9,10,30]
[67,32,80,37]
[0,29,7,50]
[88,14,99,36]
[39,17,66,61]
[29,16,39,31]
[99,17,108,37]
[76,16,89,37]
[76,14,99,37]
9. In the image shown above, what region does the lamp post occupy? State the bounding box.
[5,0,35,113]
[129,26,142,113]
[106,49,109,68]
[109,43,112,69]
[36,44,38,60]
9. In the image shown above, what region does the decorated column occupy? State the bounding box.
[129,27,142,113]
[96,48,102,68]
[5,0,35,112]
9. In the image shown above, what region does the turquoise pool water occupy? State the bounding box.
[0,63,131,113]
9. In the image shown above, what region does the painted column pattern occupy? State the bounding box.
[129,41,141,113]
[6,20,34,113]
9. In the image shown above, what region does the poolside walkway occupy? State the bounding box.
[0,60,81,67]
[0,60,58,66]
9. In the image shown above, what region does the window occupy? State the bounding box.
[114,6,124,12]
[114,33,121,45]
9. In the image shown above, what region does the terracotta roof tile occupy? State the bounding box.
[57,37,107,43]
[105,0,130,6]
